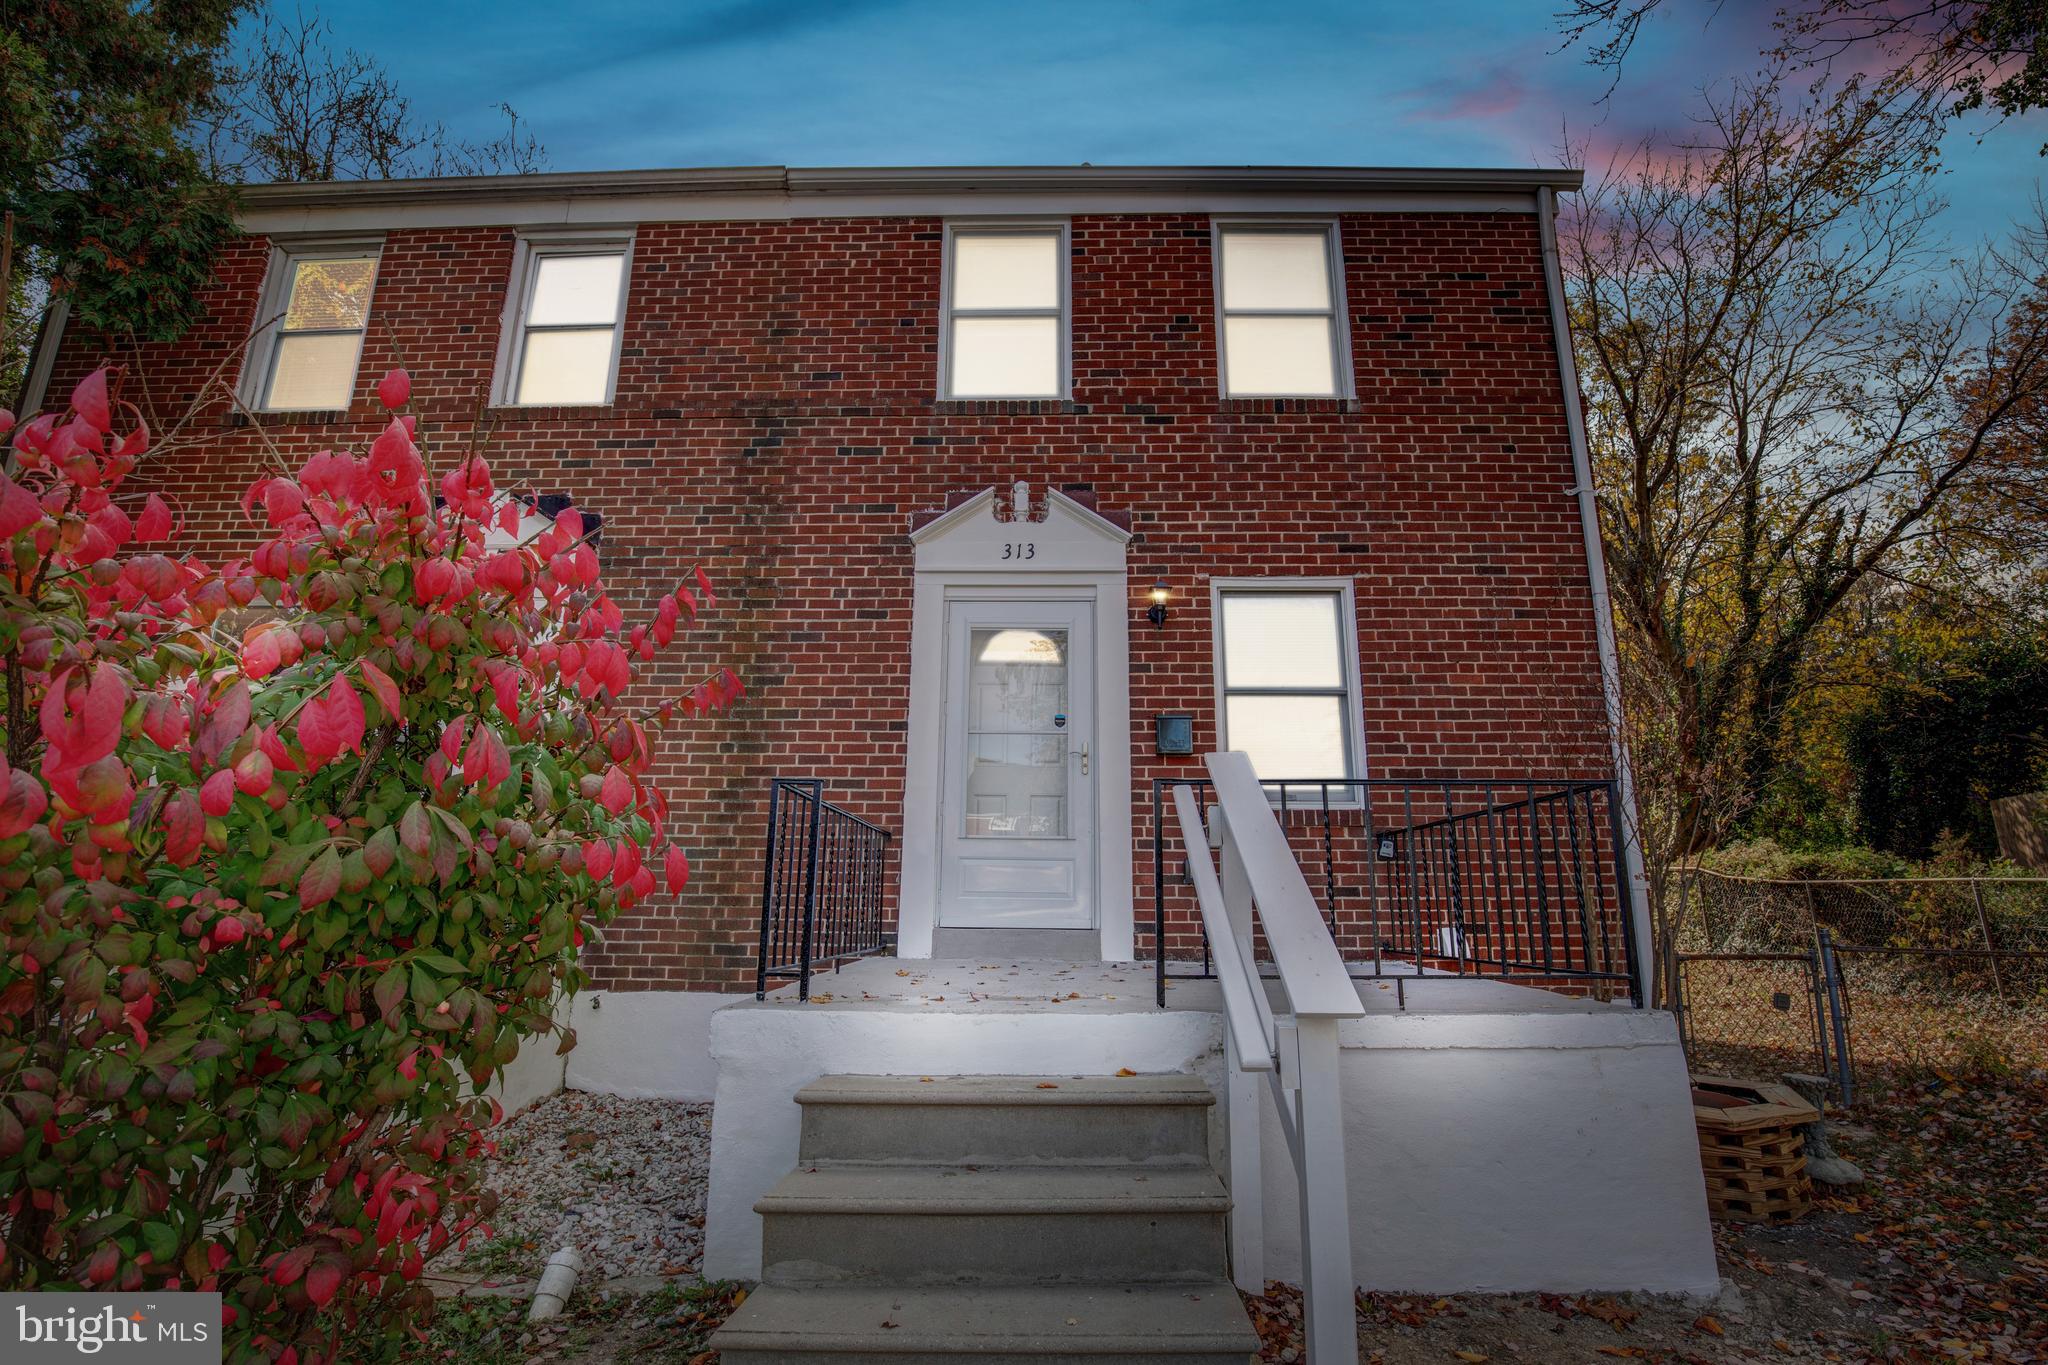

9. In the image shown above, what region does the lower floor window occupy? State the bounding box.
[1212,580,1363,790]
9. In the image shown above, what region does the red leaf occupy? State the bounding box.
[377,367,411,410]
[89,501,133,549]
[71,369,112,432]
[694,565,718,606]
[195,682,252,767]
[665,844,691,894]
[134,493,174,542]
[581,840,614,881]
[366,418,423,507]
[358,658,402,723]
[461,723,510,792]
[297,676,365,768]
[199,768,236,817]
[262,478,305,527]
[270,1245,314,1288]
[415,556,456,603]
[611,838,642,888]
[598,764,632,815]
[39,663,126,769]
[399,801,432,856]
[162,789,203,866]
[439,717,468,764]
[84,1241,119,1286]
[363,825,397,877]
[112,412,149,459]
[0,767,50,839]
[300,849,342,909]
[244,629,284,680]
[0,474,42,538]
[233,750,274,797]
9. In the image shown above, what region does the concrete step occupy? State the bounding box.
[711,1280,1259,1362]
[757,1164,1230,1287]
[796,1074,1215,1167]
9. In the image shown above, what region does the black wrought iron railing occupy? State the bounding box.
[1151,777,1641,1007]
[755,779,892,1001]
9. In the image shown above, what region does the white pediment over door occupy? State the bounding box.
[911,487,1132,576]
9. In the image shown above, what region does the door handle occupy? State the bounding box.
[1073,742,1090,776]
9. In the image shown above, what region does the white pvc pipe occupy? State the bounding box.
[1535,185,1658,1007]
[526,1245,583,1322]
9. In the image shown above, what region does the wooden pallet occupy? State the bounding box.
[1710,1187,1810,1225]
[1699,1127,1803,1161]
[1691,1075,1818,1225]
[1704,1163,1808,1196]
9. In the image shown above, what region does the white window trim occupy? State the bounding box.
[1210,217,1355,401]
[1209,576,1369,803]
[492,228,636,408]
[938,219,1072,401]
[239,236,384,413]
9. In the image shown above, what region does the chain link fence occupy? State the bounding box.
[1675,871,2048,1094]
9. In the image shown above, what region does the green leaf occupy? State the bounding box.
[141,1219,179,1264]
[409,962,443,1009]
[372,964,407,1027]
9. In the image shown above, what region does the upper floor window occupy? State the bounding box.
[1214,222,1350,399]
[1212,579,1365,792]
[941,223,1068,399]
[246,243,381,412]
[496,234,632,407]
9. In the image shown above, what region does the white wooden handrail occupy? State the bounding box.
[1170,783,1274,1071]
[1181,751,1363,1365]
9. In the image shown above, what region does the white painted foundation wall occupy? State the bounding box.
[560,988,733,1100]
[483,987,731,1115]
[1254,1008,1717,1294]
[688,976,1719,1297]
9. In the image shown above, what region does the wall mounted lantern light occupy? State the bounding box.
[1145,579,1170,630]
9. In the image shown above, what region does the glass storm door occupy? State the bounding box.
[937,600,1097,929]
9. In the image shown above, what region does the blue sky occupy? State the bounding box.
[309,0,2042,244]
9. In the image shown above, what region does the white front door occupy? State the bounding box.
[937,599,1097,929]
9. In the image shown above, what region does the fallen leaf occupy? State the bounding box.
[1116,1067,1138,1077]
[1454,1352,1490,1362]
[1036,1082,1059,1089]
[1693,1315,1724,1337]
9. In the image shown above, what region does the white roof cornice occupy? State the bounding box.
[234,164,1584,234]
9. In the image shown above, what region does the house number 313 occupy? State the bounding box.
[1001,543,1036,560]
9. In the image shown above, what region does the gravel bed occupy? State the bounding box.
[452,1090,712,1285]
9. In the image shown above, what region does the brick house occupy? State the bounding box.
[23,167,1715,1326]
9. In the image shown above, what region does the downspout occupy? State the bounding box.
[1535,186,1657,1008]
[11,294,69,421]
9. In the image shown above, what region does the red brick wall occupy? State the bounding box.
[41,209,1613,993]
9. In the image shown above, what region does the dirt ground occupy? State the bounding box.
[400,1072,2044,1364]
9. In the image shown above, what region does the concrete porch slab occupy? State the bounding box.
[752,954,1632,1018]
